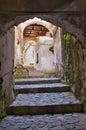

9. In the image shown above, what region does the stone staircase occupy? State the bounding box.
[7,77,83,115]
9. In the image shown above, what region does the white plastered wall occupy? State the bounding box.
[54,27,63,76]
[35,36,55,73]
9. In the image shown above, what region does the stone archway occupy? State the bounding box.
[16,17,55,66]
[0,13,85,43]
[15,17,58,73]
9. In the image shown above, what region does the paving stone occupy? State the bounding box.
[7,92,83,115]
[18,123,32,129]
[65,123,76,129]
[0,114,86,130]
[9,92,81,106]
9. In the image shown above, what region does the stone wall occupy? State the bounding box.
[0,28,15,119]
[61,30,86,111]
[0,0,74,12]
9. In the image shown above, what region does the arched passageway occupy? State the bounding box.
[0,1,86,129]
[0,12,86,119]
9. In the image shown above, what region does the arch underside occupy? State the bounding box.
[0,13,85,43]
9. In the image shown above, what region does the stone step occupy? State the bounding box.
[7,92,83,115]
[15,77,60,85]
[15,83,70,94]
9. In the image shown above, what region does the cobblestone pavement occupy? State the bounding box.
[10,92,80,106]
[0,113,86,130]
[1,77,84,129]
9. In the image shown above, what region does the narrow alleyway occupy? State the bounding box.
[0,74,86,130]
[0,0,86,130]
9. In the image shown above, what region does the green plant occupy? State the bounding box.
[30,63,34,66]
[63,33,71,41]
